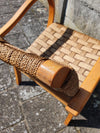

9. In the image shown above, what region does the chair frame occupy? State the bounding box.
[0,0,100,125]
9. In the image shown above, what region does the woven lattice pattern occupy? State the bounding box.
[27,23,100,85]
[0,37,46,77]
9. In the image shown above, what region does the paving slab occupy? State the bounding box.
[0,5,14,15]
[10,121,28,133]
[57,126,78,133]
[5,32,30,49]
[8,0,24,8]
[0,14,13,28]
[22,93,67,133]
[9,66,46,102]
[0,64,12,92]
[1,128,11,133]
[4,23,22,36]
[0,0,100,133]
[58,126,100,133]
[0,0,9,6]
[19,2,48,44]
[0,60,4,65]
[18,82,45,102]
[1,121,28,133]
[0,89,23,131]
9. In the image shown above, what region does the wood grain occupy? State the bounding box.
[0,0,55,37]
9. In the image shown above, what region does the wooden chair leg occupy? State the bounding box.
[13,67,21,85]
[64,113,73,126]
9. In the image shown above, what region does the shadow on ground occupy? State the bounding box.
[21,77,100,129]
[69,81,100,128]
[20,81,36,86]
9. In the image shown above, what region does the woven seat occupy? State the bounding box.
[26,23,100,86]
[0,0,100,126]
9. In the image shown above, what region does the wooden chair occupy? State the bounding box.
[0,0,100,125]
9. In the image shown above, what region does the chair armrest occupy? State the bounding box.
[0,0,37,37]
[0,0,55,37]
[0,37,70,89]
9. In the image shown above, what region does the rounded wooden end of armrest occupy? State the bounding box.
[54,69,79,97]
[36,60,70,88]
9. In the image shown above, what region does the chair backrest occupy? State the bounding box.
[47,0,55,26]
[0,0,55,37]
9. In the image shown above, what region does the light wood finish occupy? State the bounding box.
[64,113,73,125]
[36,60,70,88]
[26,23,100,125]
[0,40,72,89]
[47,0,55,26]
[27,23,100,86]
[66,57,100,116]
[14,67,21,85]
[0,0,37,37]
[0,0,55,37]
[22,72,71,106]
[0,0,100,126]
[0,0,55,86]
